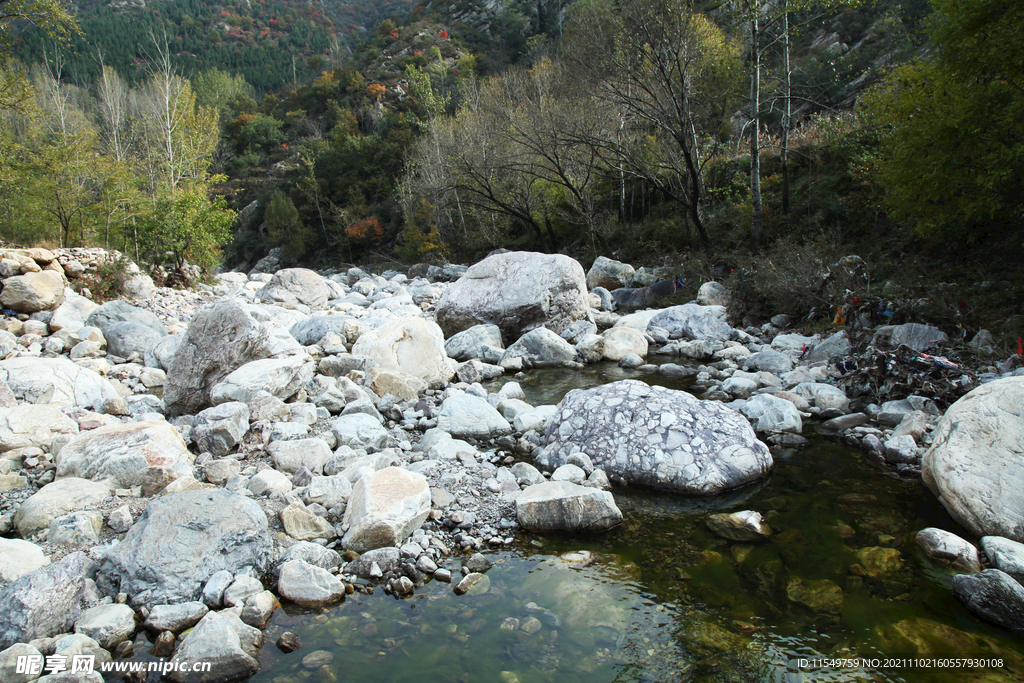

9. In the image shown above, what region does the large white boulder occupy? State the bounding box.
[14,478,110,538]
[96,490,273,609]
[0,270,65,312]
[351,316,454,388]
[435,251,592,342]
[738,394,803,434]
[436,393,512,439]
[210,354,313,405]
[923,377,1024,541]
[586,256,634,291]
[0,405,78,453]
[257,267,330,309]
[165,610,263,683]
[49,292,98,332]
[601,326,647,361]
[0,357,119,409]
[0,538,50,582]
[163,299,303,416]
[342,467,431,552]
[56,420,193,489]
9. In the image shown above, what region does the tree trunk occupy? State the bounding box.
[781,2,791,214]
[749,11,763,250]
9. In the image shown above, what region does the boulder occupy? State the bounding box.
[0,643,45,683]
[516,481,622,533]
[85,300,164,337]
[277,559,345,606]
[14,478,110,538]
[435,251,592,341]
[743,350,793,374]
[96,489,273,609]
[436,393,512,439]
[537,380,772,495]
[888,323,948,351]
[0,404,78,453]
[280,502,335,541]
[696,281,731,307]
[0,538,50,582]
[981,537,1024,584]
[804,330,851,363]
[351,317,455,388]
[0,357,118,409]
[257,268,330,309]
[46,510,102,545]
[648,304,733,342]
[738,394,802,434]
[269,438,332,475]
[192,403,250,457]
[499,327,577,366]
[302,475,352,509]
[73,603,135,649]
[163,299,302,416]
[922,377,1024,541]
[601,327,648,362]
[793,382,850,415]
[444,324,504,362]
[165,610,263,683]
[104,321,164,360]
[0,270,65,312]
[330,413,389,449]
[276,541,341,575]
[49,293,98,332]
[55,420,192,489]
[586,256,635,291]
[914,528,980,572]
[0,551,92,650]
[341,467,431,553]
[144,601,208,633]
[289,314,354,345]
[951,569,1024,636]
[210,355,313,405]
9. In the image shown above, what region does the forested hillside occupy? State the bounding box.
[1,0,1022,340]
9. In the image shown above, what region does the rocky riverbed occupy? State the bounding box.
[0,247,1021,682]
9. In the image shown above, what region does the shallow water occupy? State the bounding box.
[146,365,1024,682]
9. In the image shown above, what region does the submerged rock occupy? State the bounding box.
[537,380,772,495]
[951,569,1024,636]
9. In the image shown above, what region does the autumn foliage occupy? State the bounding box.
[347,216,384,244]
[366,83,386,100]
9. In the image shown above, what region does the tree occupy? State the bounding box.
[0,0,77,111]
[141,181,235,272]
[265,189,312,258]
[566,0,741,247]
[866,0,1024,240]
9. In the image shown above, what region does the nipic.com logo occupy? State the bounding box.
[16,653,213,676]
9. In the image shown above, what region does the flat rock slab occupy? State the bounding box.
[516,481,622,533]
[537,380,772,495]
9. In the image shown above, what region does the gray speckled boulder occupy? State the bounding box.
[96,490,273,609]
[536,380,772,495]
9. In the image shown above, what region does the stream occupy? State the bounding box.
[188,365,1024,681]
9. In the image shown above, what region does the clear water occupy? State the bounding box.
[142,365,1024,682]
